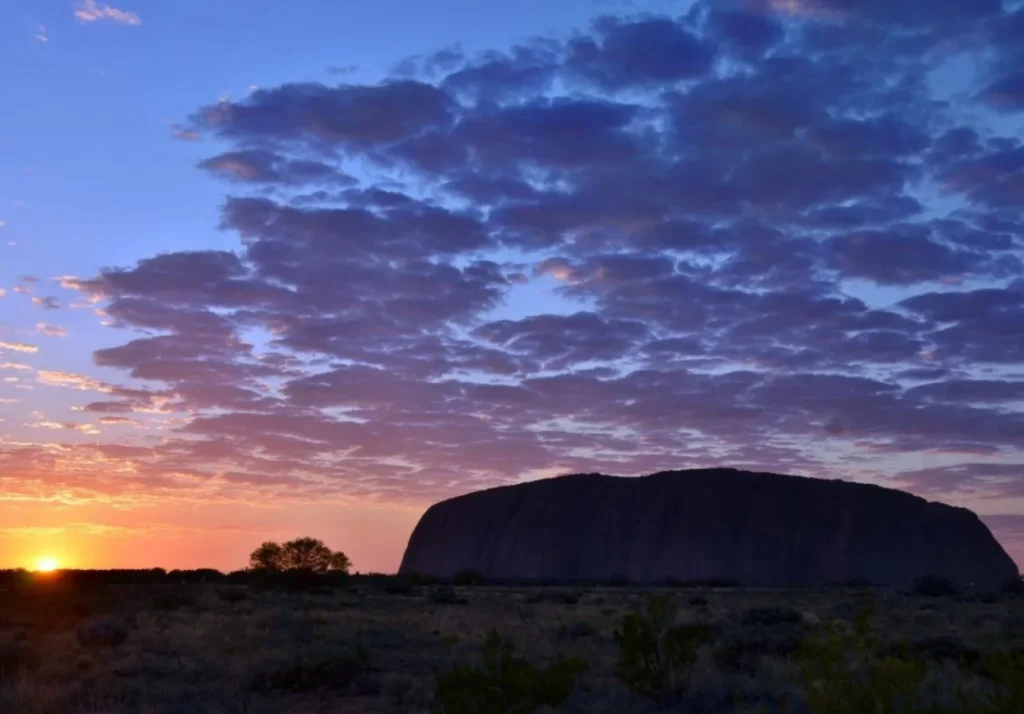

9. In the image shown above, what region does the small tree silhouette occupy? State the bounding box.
[247,537,350,574]
[248,541,285,572]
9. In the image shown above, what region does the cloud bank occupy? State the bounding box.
[5,1,1023,559]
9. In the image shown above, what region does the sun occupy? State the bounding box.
[34,556,60,573]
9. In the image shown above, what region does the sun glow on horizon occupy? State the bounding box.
[34,556,60,573]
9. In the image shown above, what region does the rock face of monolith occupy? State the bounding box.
[399,469,1017,587]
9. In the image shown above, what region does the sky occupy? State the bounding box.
[1,0,1023,574]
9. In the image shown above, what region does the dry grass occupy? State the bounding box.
[1,580,1022,713]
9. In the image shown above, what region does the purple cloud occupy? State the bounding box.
[566,16,716,90]
[16,4,1021,529]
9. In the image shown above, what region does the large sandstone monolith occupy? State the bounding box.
[399,468,1017,587]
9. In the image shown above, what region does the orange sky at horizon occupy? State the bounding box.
[0,497,424,573]
[5,486,1023,575]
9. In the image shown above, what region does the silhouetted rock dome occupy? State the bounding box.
[399,468,1017,587]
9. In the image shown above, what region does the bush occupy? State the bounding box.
[217,587,249,603]
[911,575,960,597]
[378,576,420,596]
[714,628,805,674]
[433,630,588,714]
[452,570,485,586]
[76,617,129,649]
[562,621,598,641]
[739,606,803,627]
[614,595,712,701]
[429,585,467,605]
[983,648,1024,713]
[884,634,982,668]
[800,624,931,714]
[151,588,196,611]
[249,645,370,693]
[1003,576,1024,596]
[0,642,41,676]
[267,568,343,592]
[794,595,974,714]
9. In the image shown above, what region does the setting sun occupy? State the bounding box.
[34,557,59,573]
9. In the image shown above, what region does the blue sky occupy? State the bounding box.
[1,0,1023,573]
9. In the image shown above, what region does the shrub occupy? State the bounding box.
[1003,576,1024,596]
[433,630,588,714]
[76,617,129,649]
[151,588,196,611]
[381,576,420,596]
[557,590,581,605]
[429,585,468,605]
[911,575,960,597]
[800,625,931,714]
[250,644,370,693]
[217,587,249,603]
[984,648,1024,713]
[562,621,598,640]
[0,642,41,676]
[452,570,485,586]
[614,594,712,701]
[402,571,442,586]
[884,634,982,669]
[273,568,330,592]
[740,606,803,627]
[794,596,967,714]
[715,628,805,674]
[712,605,808,673]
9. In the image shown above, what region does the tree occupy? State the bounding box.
[247,537,351,574]
[248,541,284,572]
[329,551,352,574]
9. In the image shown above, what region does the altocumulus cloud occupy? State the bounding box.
[18,0,1024,516]
[73,0,141,26]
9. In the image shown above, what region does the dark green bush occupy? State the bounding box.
[714,628,805,674]
[562,621,598,640]
[429,585,467,605]
[800,624,931,714]
[740,606,803,627]
[911,575,960,598]
[0,642,41,676]
[76,617,130,649]
[217,587,248,603]
[794,595,990,714]
[249,645,370,693]
[984,648,1024,713]
[1002,576,1024,596]
[614,595,711,701]
[433,630,588,714]
[151,588,196,611]
[452,570,485,586]
[884,634,981,669]
[381,577,420,596]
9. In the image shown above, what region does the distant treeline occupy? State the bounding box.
[2,567,1020,594]
[0,568,347,589]
[0,567,951,591]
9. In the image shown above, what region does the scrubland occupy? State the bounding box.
[2,574,1024,713]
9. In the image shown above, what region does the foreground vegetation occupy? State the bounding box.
[2,571,1024,713]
